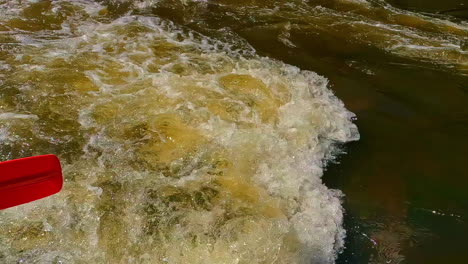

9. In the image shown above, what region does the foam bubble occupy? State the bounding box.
[0,113,39,120]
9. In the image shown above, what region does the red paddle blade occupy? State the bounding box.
[0,155,63,210]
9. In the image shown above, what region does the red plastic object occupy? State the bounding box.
[0,155,63,210]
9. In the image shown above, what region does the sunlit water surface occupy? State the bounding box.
[0,0,467,263]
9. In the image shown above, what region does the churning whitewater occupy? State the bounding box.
[0,1,359,263]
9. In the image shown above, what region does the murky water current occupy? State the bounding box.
[0,0,466,263]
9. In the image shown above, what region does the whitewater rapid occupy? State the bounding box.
[0,1,359,263]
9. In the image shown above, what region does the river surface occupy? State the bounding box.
[0,0,466,263]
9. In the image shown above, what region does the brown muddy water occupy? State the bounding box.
[0,0,467,263]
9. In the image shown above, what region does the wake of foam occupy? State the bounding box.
[0,1,358,263]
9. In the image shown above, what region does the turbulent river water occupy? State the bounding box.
[0,0,466,263]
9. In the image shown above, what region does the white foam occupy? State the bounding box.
[0,127,9,142]
[0,113,39,120]
[0,3,358,264]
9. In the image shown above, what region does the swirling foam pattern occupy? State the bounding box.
[0,1,358,263]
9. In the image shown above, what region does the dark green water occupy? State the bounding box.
[388,0,468,18]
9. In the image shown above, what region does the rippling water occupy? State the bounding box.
[0,0,467,263]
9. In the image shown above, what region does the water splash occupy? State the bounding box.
[0,1,358,263]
